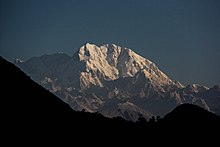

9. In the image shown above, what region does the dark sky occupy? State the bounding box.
[0,0,220,87]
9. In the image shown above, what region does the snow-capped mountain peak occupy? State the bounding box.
[75,43,180,89]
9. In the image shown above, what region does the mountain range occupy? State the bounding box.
[15,43,220,121]
[1,56,220,143]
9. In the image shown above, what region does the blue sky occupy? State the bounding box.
[0,0,220,87]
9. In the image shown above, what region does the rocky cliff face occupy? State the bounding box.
[16,43,220,121]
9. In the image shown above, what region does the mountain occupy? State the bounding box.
[0,56,74,116]
[3,56,220,145]
[15,43,220,121]
[197,85,220,115]
[160,103,220,135]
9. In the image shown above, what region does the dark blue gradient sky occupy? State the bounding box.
[0,0,220,87]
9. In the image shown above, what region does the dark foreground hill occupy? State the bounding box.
[1,57,74,115]
[158,103,220,131]
[1,56,219,143]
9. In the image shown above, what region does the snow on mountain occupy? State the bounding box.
[184,84,209,93]
[101,101,153,121]
[15,43,219,121]
[14,58,23,64]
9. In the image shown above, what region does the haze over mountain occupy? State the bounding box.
[15,43,220,121]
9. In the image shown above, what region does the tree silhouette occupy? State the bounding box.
[137,114,147,124]
[156,116,161,122]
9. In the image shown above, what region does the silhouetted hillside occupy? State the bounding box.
[158,103,220,137]
[163,103,220,123]
[1,56,74,115]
